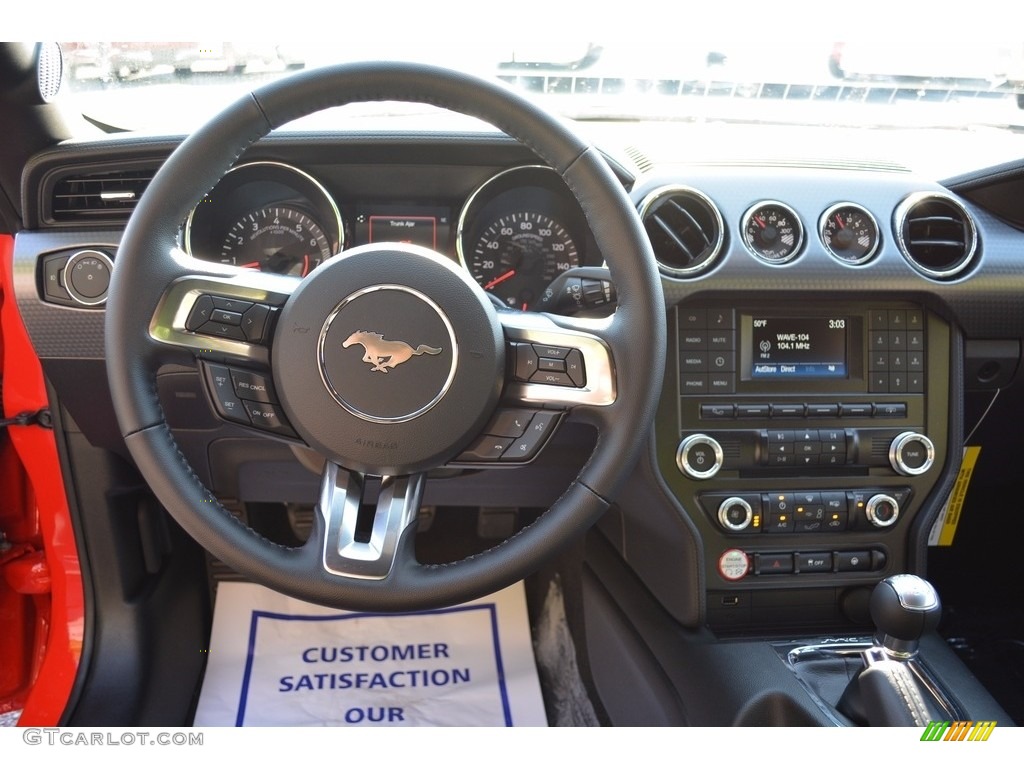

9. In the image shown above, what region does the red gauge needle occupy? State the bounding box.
[484,269,516,290]
[239,261,261,269]
[753,216,766,228]
[835,214,845,229]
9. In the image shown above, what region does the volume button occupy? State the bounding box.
[676,434,724,480]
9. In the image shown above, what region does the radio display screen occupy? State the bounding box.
[750,316,848,378]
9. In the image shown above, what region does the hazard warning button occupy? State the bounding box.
[755,553,794,575]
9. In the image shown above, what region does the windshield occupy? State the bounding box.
[55,38,1024,178]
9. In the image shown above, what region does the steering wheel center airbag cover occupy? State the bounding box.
[273,243,503,474]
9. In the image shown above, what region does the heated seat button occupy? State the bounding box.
[231,368,276,404]
[186,295,215,331]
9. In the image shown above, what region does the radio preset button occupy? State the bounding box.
[807,404,839,417]
[737,404,770,418]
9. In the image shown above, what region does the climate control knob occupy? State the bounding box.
[718,497,754,531]
[889,431,935,476]
[865,493,900,528]
[676,434,724,480]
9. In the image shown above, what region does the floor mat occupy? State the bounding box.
[194,582,547,726]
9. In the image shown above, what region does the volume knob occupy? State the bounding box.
[676,434,724,480]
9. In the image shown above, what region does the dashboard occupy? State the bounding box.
[13,129,1024,636]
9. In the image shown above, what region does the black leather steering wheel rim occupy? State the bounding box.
[105,62,666,611]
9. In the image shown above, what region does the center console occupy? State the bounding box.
[646,299,952,633]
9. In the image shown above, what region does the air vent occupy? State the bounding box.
[49,168,155,222]
[639,186,724,277]
[895,192,977,279]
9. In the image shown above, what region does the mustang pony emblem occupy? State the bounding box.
[342,330,442,373]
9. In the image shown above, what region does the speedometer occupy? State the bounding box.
[467,211,579,310]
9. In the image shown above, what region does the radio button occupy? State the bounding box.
[874,403,907,418]
[869,309,889,329]
[869,351,890,370]
[709,352,735,373]
[888,373,908,393]
[797,455,819,466]
[679,308,706,328]
[680,332,707,349]
[869,373,889,393]
[807,404,839,417]
[907,331,924,350]
[681,374,708,394]
[794,440,820,455]
[680,351,708,371]
[737,404,770,419]
[908,373,924,393]
[888,331,907,350]
[817,428,845,443]
[767,429,793,443]
[677,434,724,479]
[767,453,794,467]
[771,403,805,418]
[708,331,735,350]
[888,310,906,329]
[869,330,889,350]
[907,352,924,371]
[708,374,735,393]
[700,404,735,419]
[840,404,873,417]
[707,308,735,329]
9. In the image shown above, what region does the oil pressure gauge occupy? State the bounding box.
[820,203,880,265]
[741,201,803,264]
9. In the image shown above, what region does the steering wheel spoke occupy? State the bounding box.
[149,254,300,364]
[317,463,425,580]
[499,310,616,410]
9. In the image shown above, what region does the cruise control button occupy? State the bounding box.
[231,368,276,403]
[205,364,248,423]
[242,400,293,434]
[186,295,215,331]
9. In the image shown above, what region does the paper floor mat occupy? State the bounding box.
[194,581,547,726]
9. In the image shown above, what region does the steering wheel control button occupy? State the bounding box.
[231,369,276,404]
[64,249,114,305]
[242,400,295,435]
[186,295,215,330]
[203,364,249,423]
[486,409,535,439]
[564,350,586,387]
[198,320,246,341]
[513,343,539,381]
[534,344,570,359]
[718,497,754,532]
[241,304,271,342]
[456,436,514,462]
[889,431,935,476]
[501,411,560,462]
[210,308,242,325]
[718,549,750,582]
[212,296,254,314]
[866,494,900,528]
[676,434,724,479]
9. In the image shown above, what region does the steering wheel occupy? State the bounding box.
[105,62,665,611]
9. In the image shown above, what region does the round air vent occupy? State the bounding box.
[894,192,978,279]
[639,185,724,277]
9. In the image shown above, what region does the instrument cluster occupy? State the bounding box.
[184,162,595,311]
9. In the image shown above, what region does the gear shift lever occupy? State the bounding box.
[870,574,942,658]
[838,574,956,726]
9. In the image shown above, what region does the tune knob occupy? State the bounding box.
[865,493,900,528]
[889,431,935,476]
[676,434,724,480]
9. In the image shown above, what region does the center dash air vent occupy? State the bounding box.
[894,192,977,279]
[639,186,724,277]
[49,167,156,223]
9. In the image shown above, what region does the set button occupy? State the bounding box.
[204,363,295,436]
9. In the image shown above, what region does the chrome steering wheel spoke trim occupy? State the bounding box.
[317,462,425,580]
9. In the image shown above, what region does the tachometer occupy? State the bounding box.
[220,205,331,276]
[467,211,579,310]
[741,201,804,264]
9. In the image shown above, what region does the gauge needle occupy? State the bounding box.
[239,261,261,269]
[753,216,766,228]
[835,214,845,229]
[484,269,516,290]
